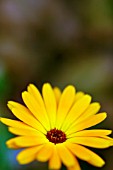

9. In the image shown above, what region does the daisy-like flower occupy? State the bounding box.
[1,83,113,170]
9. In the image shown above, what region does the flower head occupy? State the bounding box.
[1,83,113,170]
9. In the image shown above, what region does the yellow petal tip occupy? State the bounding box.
[104,112,107,118]
[0,117,6,124]
[109,140,113,146]
[108,130,112,135]
[27,83,35,90]
[16,157,25,165]
[100,160,105,167]
[21,91,28,98]
[7,101,14,110]
[85,94,92,102]
[43,83,52,89]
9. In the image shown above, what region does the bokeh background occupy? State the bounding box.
[0,0,113,170]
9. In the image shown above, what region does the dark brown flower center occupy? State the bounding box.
[46,128,66,144]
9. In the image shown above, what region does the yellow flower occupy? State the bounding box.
[1,83,113,170]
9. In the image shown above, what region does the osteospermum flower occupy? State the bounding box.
[1,83,113,170]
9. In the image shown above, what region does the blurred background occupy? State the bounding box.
[0,0,113,170]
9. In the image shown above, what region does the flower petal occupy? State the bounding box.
[5,138,21,149]
[67,136,113,148]
[17,145,43,164]
[27,84,50,130]
[62,95,91,132]
[68,166,81,170]
[6,136,48,148]
[56,85,76,129]
[42,83,57,129]
[8,127,45,136]
[8,101,46,134]
[88,154,105,167]
[49,145,61,170]
[53,87,61,106]
[65,142,91,161]
[75,102,101,124]
[65,142,105,168]
[67,129,112,138]
[27,84,44,106]
[22,91,50,131]
[0,118,32,129]
[56,143,76,167]
[66,112,107,135]
[67,157,81,170]
[36,142,54,162]
[74,91,84,102]
[18,155,35,164]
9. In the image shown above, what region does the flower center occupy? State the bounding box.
[46,128,66,144]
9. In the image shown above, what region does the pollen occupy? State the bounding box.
[46,128,66,144]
